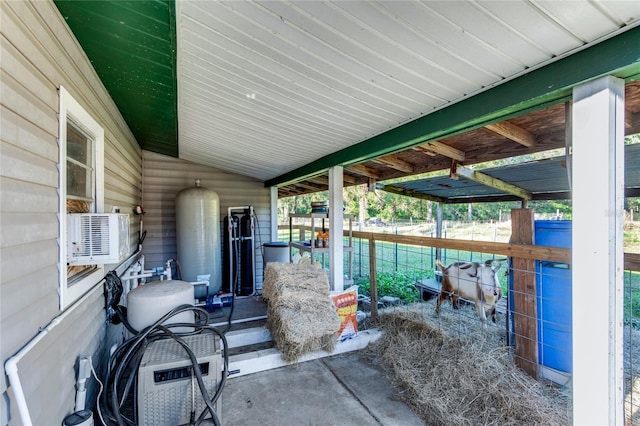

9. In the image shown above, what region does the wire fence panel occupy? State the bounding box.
[625,269,640,424]
[278,220,639,423]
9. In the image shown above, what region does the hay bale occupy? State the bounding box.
[262,263,341,362]
[368,303,571,425]
[262,262,327,301]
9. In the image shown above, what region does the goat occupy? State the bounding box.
[434,259,503,330]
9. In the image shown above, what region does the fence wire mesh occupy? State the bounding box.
[280,220,639,423]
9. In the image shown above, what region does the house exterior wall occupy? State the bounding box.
[1,1,141,424]
[141,150,273,290]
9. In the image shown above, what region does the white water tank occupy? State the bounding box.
[176,179,221,295]
[127,280,195,333]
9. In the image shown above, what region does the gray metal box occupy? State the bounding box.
[137,334,222,425]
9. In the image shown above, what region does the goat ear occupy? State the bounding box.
[492,263,502,272]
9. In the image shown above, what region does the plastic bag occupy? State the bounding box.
[331,285,359,341]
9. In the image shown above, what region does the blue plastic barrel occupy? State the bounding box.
[535,220,572,373]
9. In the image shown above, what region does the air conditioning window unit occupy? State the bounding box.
[67,213,130,265]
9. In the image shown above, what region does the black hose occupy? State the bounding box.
[195,326,228,426]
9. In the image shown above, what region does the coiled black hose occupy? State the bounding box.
[100,304,228,426]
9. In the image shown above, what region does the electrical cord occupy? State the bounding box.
[88,357,106,426]
[99,304,229,426]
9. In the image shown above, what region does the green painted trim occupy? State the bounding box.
[54,0,179,158]
[167,0,178,156]
[266,26,640,188]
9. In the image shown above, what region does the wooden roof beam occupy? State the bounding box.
[379,184,447,203]
[414,141,466,161]
[625,109,640,135]
[348,164,382,179]
[371,154,414,173]
[484,121,536,147]
[452,164,532,200]
[279,187,304,198]
[307,176,328,186]
[342,174,358,184]
[308,173,357,185]
[293,181,325,192]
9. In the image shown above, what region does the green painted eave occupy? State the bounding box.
[55,0,178,157]
[266,26,640,188]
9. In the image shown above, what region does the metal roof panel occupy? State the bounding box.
[382,143,640,203]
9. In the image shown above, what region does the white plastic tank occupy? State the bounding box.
[127,280,195,333]
[176,179,221,295]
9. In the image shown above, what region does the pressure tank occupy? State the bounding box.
[176,179,221,296]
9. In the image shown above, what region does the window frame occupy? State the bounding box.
[58,86,105,310]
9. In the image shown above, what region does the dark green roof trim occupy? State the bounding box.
[55,0,179,157]
[266,26,640,188]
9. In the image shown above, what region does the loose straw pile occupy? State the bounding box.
[367,303,571,425]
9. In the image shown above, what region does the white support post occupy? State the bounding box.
[329,166,344,291]
[270,186,278,241]
[572,76,624,425]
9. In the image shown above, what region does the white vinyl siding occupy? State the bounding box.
[142,150,273,289]
[1,1,141,424]
[58,85,105,309]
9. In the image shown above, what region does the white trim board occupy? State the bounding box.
[225,326,272,349]
[227,329,382,378]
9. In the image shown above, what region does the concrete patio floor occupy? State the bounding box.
[221,350,423,426]
[207,296,422,425]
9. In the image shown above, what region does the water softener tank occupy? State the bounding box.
[176,179,221,296]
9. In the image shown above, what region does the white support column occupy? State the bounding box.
[572,76,624,425]
[270,186,278,241]
[329,166,344,291]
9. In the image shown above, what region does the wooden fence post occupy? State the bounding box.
[511,208,538,378]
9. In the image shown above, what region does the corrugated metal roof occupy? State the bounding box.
[381,143,640,204]
[175,0,640,181]
[55,0,640,185]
